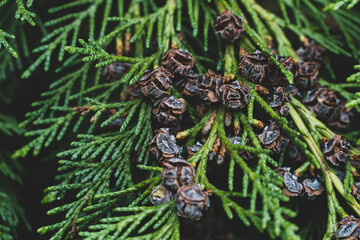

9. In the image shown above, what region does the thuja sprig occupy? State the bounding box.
[38,98,154,239]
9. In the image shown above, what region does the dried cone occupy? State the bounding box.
[303,87,353,128]
[138,67,173,102]
[302,177,325,199]
[238,50,275,85]
[214,10,244,42]
[124,83,143,100]
[285,144,306,165]
[258,121,289,153]
[161,157,195,191]
[329,102,354,129]
[275,167,303,197]
[275,56,298,86]
[296,41,326,64]
[352,182,360,202]
[197,69,223,103]
[187,142,203,157]
[336,216,360,240]
[148,128,180,162]
[266,87,290,117]
[219,80,250,110]
[295,61,319,90]
[153,96,186,126]
[150,184,175,205]
[176,184,210,220]
[178,69,199,97]
[162,48,194,78]
[321,135,350,167]
[102,62,131,81]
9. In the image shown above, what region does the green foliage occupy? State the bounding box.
[9,0,360,239]
[0,114,26,240]
[324,0,360,11]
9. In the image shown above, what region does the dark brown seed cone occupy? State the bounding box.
[321,135,350,167]
[285,144,306,165]
[294,61,319,90]
[138,67,173,102]
[176,184,210,220]
[229,136,256,161]
[275,167,303,197]
[102,62,131,81]
[197,69,223,103]
[296,41,326,64]
[162,48,194,78]
[328,102,354,129]
[352,182,360,202]
[287,84,301,98]
[177,69,199,97]
[214,10,244,42]
[187,142,203,157]
[148,128,180,162]
[302,177,325,199]
[336,216,360,240]
[124,83,143,101]
[152,96,186,126]
[218,80,250,110]
[161,157,195,191]
[275,56,298,86]
[303,87,353,128]
[266,87,290,117]
[150,184,176,205]
[238,50,275,85]
[258,121,289,153]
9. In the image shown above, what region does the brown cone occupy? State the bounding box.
[162,48,194,77]
[176,184,210,220]
[138,67,173,102]
[197,69,223,103]
[152,96,186,126]
[214,11,244,42]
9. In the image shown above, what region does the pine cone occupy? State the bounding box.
[124,83,143,100]
[336,216,360,240]
[150,184,175,205]
[219,80,250,110]
[238,50,275,85]
[152,96,186,126]
[321,135,350,166]
[138,67,173,102]
[303,87,353,128]
[176,184,210,220]
[266,87,290,117]
[102,62,131,81]
[187,141,203,157]
[162,48,194,78]
[258,121,289,153]
[197,69,223,103]
[275,167,303,197]
[161,157,195,191]
[296,41,326,64]
[275,56,298,86]
[178,69,199,97]
[148,128,180,162]
[302,177,325,200]
[214,10,244,42]
[328,102,354,129]
[285,144,306,165]
[294,61,319,90]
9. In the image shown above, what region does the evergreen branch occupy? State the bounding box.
[0,29,17,58]
[22,0,111,78]
[324,0,360,11]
